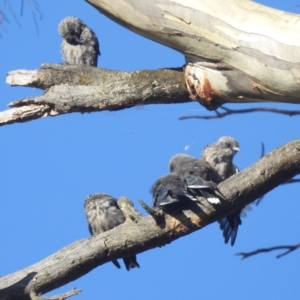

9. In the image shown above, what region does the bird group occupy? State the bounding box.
[152,136,243,246]
[57,17,247,270]
[82,136,246,271]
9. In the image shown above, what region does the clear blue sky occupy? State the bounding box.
[1,1,299,299]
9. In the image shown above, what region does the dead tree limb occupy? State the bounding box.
[236,243,300,259]
[3,64,189,126]
[0,139,299,300]
[5,62,300,128]
[179,106,300,120]
[29,288,81,300]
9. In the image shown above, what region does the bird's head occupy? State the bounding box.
[215,136,240,160]
[58,16,84,45]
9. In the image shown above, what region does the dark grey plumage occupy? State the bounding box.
[84,193,139,271]
[201,136,241,246]
[169,154,220,204]
[151,174,197,211]
[151,152,221,212]
[58,16,100,66]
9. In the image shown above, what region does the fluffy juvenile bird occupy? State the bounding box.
[201,136,242,246]
[201,136,240,182]
[84,193,140,270]
[58,16,100,66]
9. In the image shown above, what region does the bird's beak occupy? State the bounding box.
[233,147,240,152]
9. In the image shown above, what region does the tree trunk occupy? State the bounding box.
[87,0,300,108]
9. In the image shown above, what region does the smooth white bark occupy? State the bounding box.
[87,0,300,107]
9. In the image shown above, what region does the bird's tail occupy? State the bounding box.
[123,256,140,271]
[218,211,242,246]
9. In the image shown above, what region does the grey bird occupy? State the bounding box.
[151,173,198,210]
[201,136,240,182]
[169,154,220,204]
[201,136,242,246]
[151,174,197,207]
[58,16,100,66]
[84,193,140,270]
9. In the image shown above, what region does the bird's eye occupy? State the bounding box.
[226,142,231,148]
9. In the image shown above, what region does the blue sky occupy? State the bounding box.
[1,0,299,299]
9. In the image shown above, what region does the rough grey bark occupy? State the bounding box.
[86,0,300,109]
[3,64,188,126]
[0,140,299,300]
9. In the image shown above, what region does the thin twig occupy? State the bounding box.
[30,287,82,300]
[282,178,300,184]
[179,106,300,120]
[138,199,164,224]
[236,243,300,259]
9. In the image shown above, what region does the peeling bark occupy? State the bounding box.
[3,64,189,126]
[87,0,300,108]
[0,140,299,300]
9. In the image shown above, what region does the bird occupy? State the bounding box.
[84,193,140,270]
[201,136,242,246]
[201,136,240,182]
[58,16,100,66]
[151,154,221,212]
[151,173,198,211]
[169,153,220,204]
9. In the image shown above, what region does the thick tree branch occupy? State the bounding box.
[0,139,299,300]
[236,243,300,259]
[3,64,189,126]
[87,0,300,109]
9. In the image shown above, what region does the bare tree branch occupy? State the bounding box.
[2,64,189,127]
[236,243,300,259]
[5,64,300,128]
[282,178,300,184]
[0,0,42,35]
[30,288,81,300]
[138,199,164,224]
[0,139,299,300]
[179,106,300,120]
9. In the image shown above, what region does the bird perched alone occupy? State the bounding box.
[201,136,243,246]
[84,193,140,270]
[58,16,100,66]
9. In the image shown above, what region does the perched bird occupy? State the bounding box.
[201,136,240,182]
[201,136,242,246]
[151,173,198,211]
[84,193,140,270]
[58,16,100,66]
[169,154,220,204]
[151,154,220,212]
